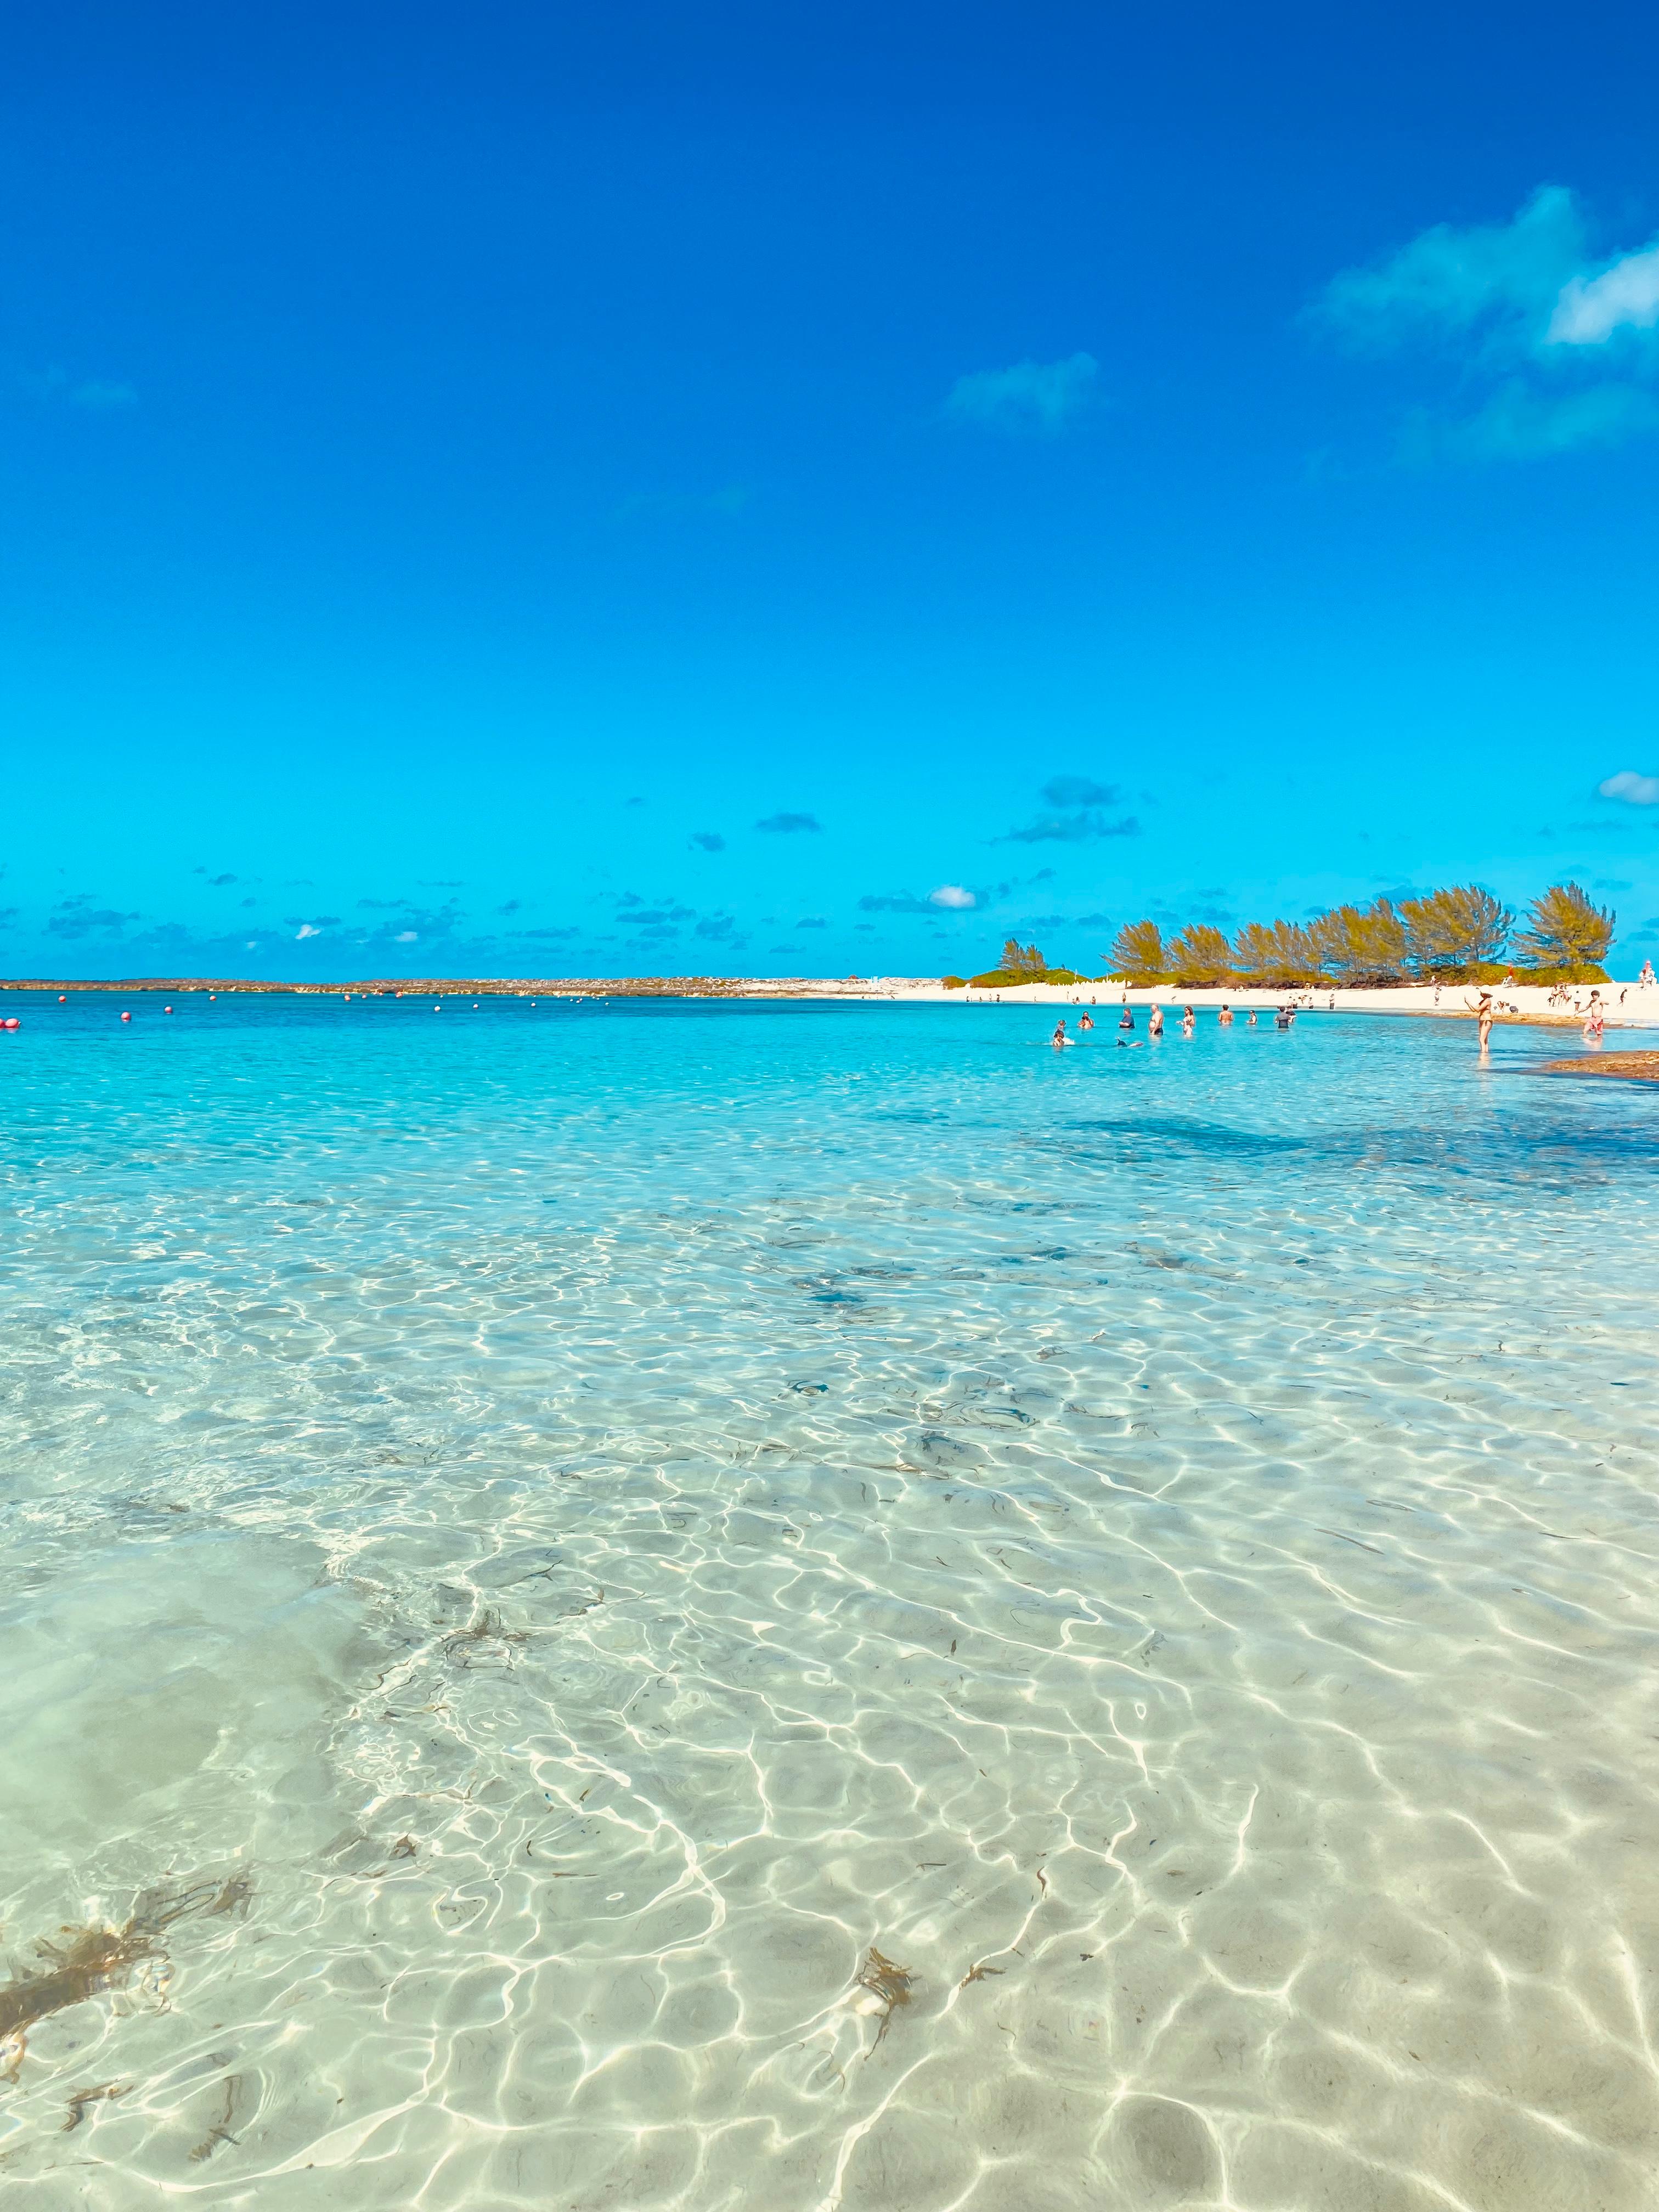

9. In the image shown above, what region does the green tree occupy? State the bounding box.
[1233,918,1314,986]
[1399,885,1512,974]
[1516,882,1615,971]
[1308,898,1407,982]
[1168,923,1232,984]
[1110,919,1165,983]
[998,938,1047,976]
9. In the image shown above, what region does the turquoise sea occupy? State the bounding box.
[3,992,1658,2209]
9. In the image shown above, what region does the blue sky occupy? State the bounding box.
[4,0,1659,979]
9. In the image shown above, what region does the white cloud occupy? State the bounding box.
[928,884,977,909]
[946,353,1098,434]
[1316,187,1584,353]
[1600,769,1659,805]
[394,929,418,941]
[295,923,320,939]
[1550,246,1659,345]
[1314,188,1659,461]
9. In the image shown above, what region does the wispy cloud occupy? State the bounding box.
[1313,186,1659,459]
[998,810,1141,844]
[858,893,932,915]
[946,353,1098,435]
[755,812,820,834]
[1600,769,1659,805]
[1040,775,1119,808]
[72,379,138,411]
[26,366,139,410]
[46,896,140,939]
[1403,381,1658,461]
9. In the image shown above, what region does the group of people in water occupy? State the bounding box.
[1055,984,1619,1055]
[1051,1001,1297,1047]
[1469,985,1609,1052]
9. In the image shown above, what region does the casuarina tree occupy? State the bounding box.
[1516,882,1614,971]
[1110,920,1165,984]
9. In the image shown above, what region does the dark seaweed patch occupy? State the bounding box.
[856,1945,915,2052]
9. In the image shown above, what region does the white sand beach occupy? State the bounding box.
[798,974,1659,1024]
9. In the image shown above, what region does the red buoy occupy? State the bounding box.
[121,1011,132,1023]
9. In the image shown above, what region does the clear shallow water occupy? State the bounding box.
[3,993,1658,2210]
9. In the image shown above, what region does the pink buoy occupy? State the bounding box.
[164,1005,173,1014]
[3,1017,19,1030]
[121,1011,131,1022]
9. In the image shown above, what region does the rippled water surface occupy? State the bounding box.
[3,993,1659,2209]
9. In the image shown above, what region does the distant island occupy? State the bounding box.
[0,883,1628,1000]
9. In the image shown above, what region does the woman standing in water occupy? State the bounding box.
[1470,990,1494,1053]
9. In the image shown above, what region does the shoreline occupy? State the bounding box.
[3,973,1656,1029]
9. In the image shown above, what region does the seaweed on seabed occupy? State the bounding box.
[188,2073,250,2162]
[856,1946,915,2053]
[0,1922,156,2042]
[442,1607,529,1667]
[0,1877,247,2069]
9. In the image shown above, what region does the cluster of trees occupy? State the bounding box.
[952,940,1085,989]
[1109,883,1614,988]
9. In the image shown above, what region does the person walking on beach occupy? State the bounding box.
[1148,1005,1165,1039]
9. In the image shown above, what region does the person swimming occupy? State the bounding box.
[1052,1019,1068,1047]
[1218,1004,1233,1027]
[1246,1009,1257,1026]
[1078,1011,1093,1031]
